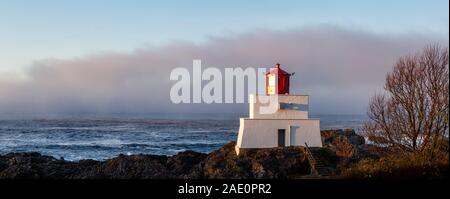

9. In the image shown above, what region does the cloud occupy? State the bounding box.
[0,25,447,115]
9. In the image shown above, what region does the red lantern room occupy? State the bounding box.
[266,63,293,95]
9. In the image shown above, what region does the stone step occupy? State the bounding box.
[303,145,332,177]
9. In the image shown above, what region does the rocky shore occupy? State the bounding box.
[0,129,369,179]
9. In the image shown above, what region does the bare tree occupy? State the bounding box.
[364,45,449,156]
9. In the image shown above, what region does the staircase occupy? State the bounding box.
[304,143,331,176]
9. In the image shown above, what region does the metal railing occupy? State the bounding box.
[304,142,318,175]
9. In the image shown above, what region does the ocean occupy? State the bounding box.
[0,113,367,161]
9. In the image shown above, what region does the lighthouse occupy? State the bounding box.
[235,63,323,155]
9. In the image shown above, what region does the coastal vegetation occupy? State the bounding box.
[342,45,449,178]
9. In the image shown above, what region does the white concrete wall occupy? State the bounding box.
[236,118,322,149]
[249,95,309,119]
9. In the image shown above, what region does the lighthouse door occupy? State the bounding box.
[290,126,299,146]
[277,129,286,147]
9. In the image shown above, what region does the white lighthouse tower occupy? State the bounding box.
[235,63,323,155]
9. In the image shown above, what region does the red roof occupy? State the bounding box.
[267,63,291,76]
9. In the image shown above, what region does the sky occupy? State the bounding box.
[0,0,448,115]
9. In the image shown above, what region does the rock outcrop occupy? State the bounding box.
[191,142,310,179]
[0,151,206,179]
[321,129,376,159]
[0,142,311,179]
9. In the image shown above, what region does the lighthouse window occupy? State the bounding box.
[280,103,309,111]
[268,75,276,86]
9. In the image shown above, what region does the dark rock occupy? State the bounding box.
[167,150,207,178]
[193,142,310,179]
[100,154,169,179]
[321,129,365,146]
[0,143,311,179]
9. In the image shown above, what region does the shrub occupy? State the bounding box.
[341,152,448,179]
